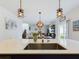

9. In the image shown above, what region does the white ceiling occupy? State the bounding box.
[0,0,79,25]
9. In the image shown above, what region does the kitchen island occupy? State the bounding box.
[0,39,79,54]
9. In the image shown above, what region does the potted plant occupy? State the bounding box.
[32,32,38,42]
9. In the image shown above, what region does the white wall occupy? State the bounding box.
[66,6,79,41]
[0,6,25,40]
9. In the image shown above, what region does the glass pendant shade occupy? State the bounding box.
[18,8,24,17]
[57,8,63,18]
[36,20,44,29]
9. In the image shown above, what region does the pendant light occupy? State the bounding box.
[57,0,63,18]
[36,11,44,30]
[18,0,24,17]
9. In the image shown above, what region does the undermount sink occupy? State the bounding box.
[24,43,66,50]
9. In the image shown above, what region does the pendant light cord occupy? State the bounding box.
[59,0,60,8]
[20,0,22,8]
[39,11,42,21]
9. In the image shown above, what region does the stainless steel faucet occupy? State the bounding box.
[42,39,44,43]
